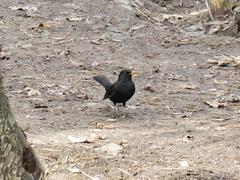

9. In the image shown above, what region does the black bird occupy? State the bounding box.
[93,69,136,107]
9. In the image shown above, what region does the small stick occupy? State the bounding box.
[141,175,151,180]
[118,168,134,176]
[205,0,214,20]
[80,170,93,179]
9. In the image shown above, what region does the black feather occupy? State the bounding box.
[93,70,135,106]
[93,76,112,90]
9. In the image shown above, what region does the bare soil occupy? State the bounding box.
[1,0,240,179]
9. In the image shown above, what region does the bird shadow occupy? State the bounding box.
[99,105,135,119]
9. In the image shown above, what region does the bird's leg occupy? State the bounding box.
[116,103,126,117]
[117,102,126,117]
[116,105,120,116]
[113,103,124,117]
[112,102,119,116]
[112,103,127,117]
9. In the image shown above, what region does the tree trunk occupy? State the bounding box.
[203,0,240,36]
[206,0,231,17]
[0,74,44,179]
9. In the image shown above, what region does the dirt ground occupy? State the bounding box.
[1,0,240,179]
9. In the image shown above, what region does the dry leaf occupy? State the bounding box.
[148,97,160,105]
[32,22,50,29]
[127,105,138,110]
[106,118,116,122]
[216,126,227,131]
[9,5,38,17]
[144,84,155,92]
[90,122,116,129]
[207,56,240,68]
[24,87,41,97]
[101,143,123,156]
[68,167,80,173]
[204,100,227,108]
[66,17,84,22]
[70,60,84,67]
[176,135,194,142]
[9,5,37,12]
[213,79,228,84]
[67,135,87,143]
[218,94,240,103]
[180,83,198,90]
[67,133,105,144]
[207,58,218,64]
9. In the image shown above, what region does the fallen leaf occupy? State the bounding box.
[66,17,84,22]
[127,105,138,110]
[106,118,116,122]
[34,103,48,109]
[207,58,218,64]
[91,61,99,67]
[216,126,227,131]
[90,122,116,129]
[176,135,194,142]
[90,40,102,45]
[144,84,155,92]
[32,22,50,29]
[101,143,123,156]
[180,83,198,90]
[68,167,80,173]
[175,112,193,118]
[128,25,145,33]
[67,133,105,144]
[67,135,87,143]
[70,60,84,67]
[24,87,41,97]
[9,5,37,12]
[9,5,38,17]
[92,174,105,180]
[204,100,227,108]
[213,79,228,85]
[147,97,160,105]
[207,56,240,68]
[218,60,238,67]
[218,94,240,103]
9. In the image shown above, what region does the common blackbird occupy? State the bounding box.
[93,69,136,106]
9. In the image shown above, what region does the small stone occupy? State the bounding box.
[101,143,123,156]
[107,118,116,122]
[179,160,189,169]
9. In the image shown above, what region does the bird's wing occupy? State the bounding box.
[103,83,116,100]
[107,81,119,99]
[93,76,112,90]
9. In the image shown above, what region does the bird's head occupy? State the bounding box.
[118,69,137,81]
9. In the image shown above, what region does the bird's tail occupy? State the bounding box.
[93,76,112,90]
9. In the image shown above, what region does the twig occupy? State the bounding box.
[205,0,214,20]
[118,168,134,177]
[159,167,182,170]
[141,175,151,180]
[69,163,94,179]
[220,174,225,180]
[80,170,93,179]
[135,7,150,20]
[131,4,158,23]
[65,154,69,163]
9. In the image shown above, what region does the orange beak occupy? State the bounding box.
[130,70,137,77]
